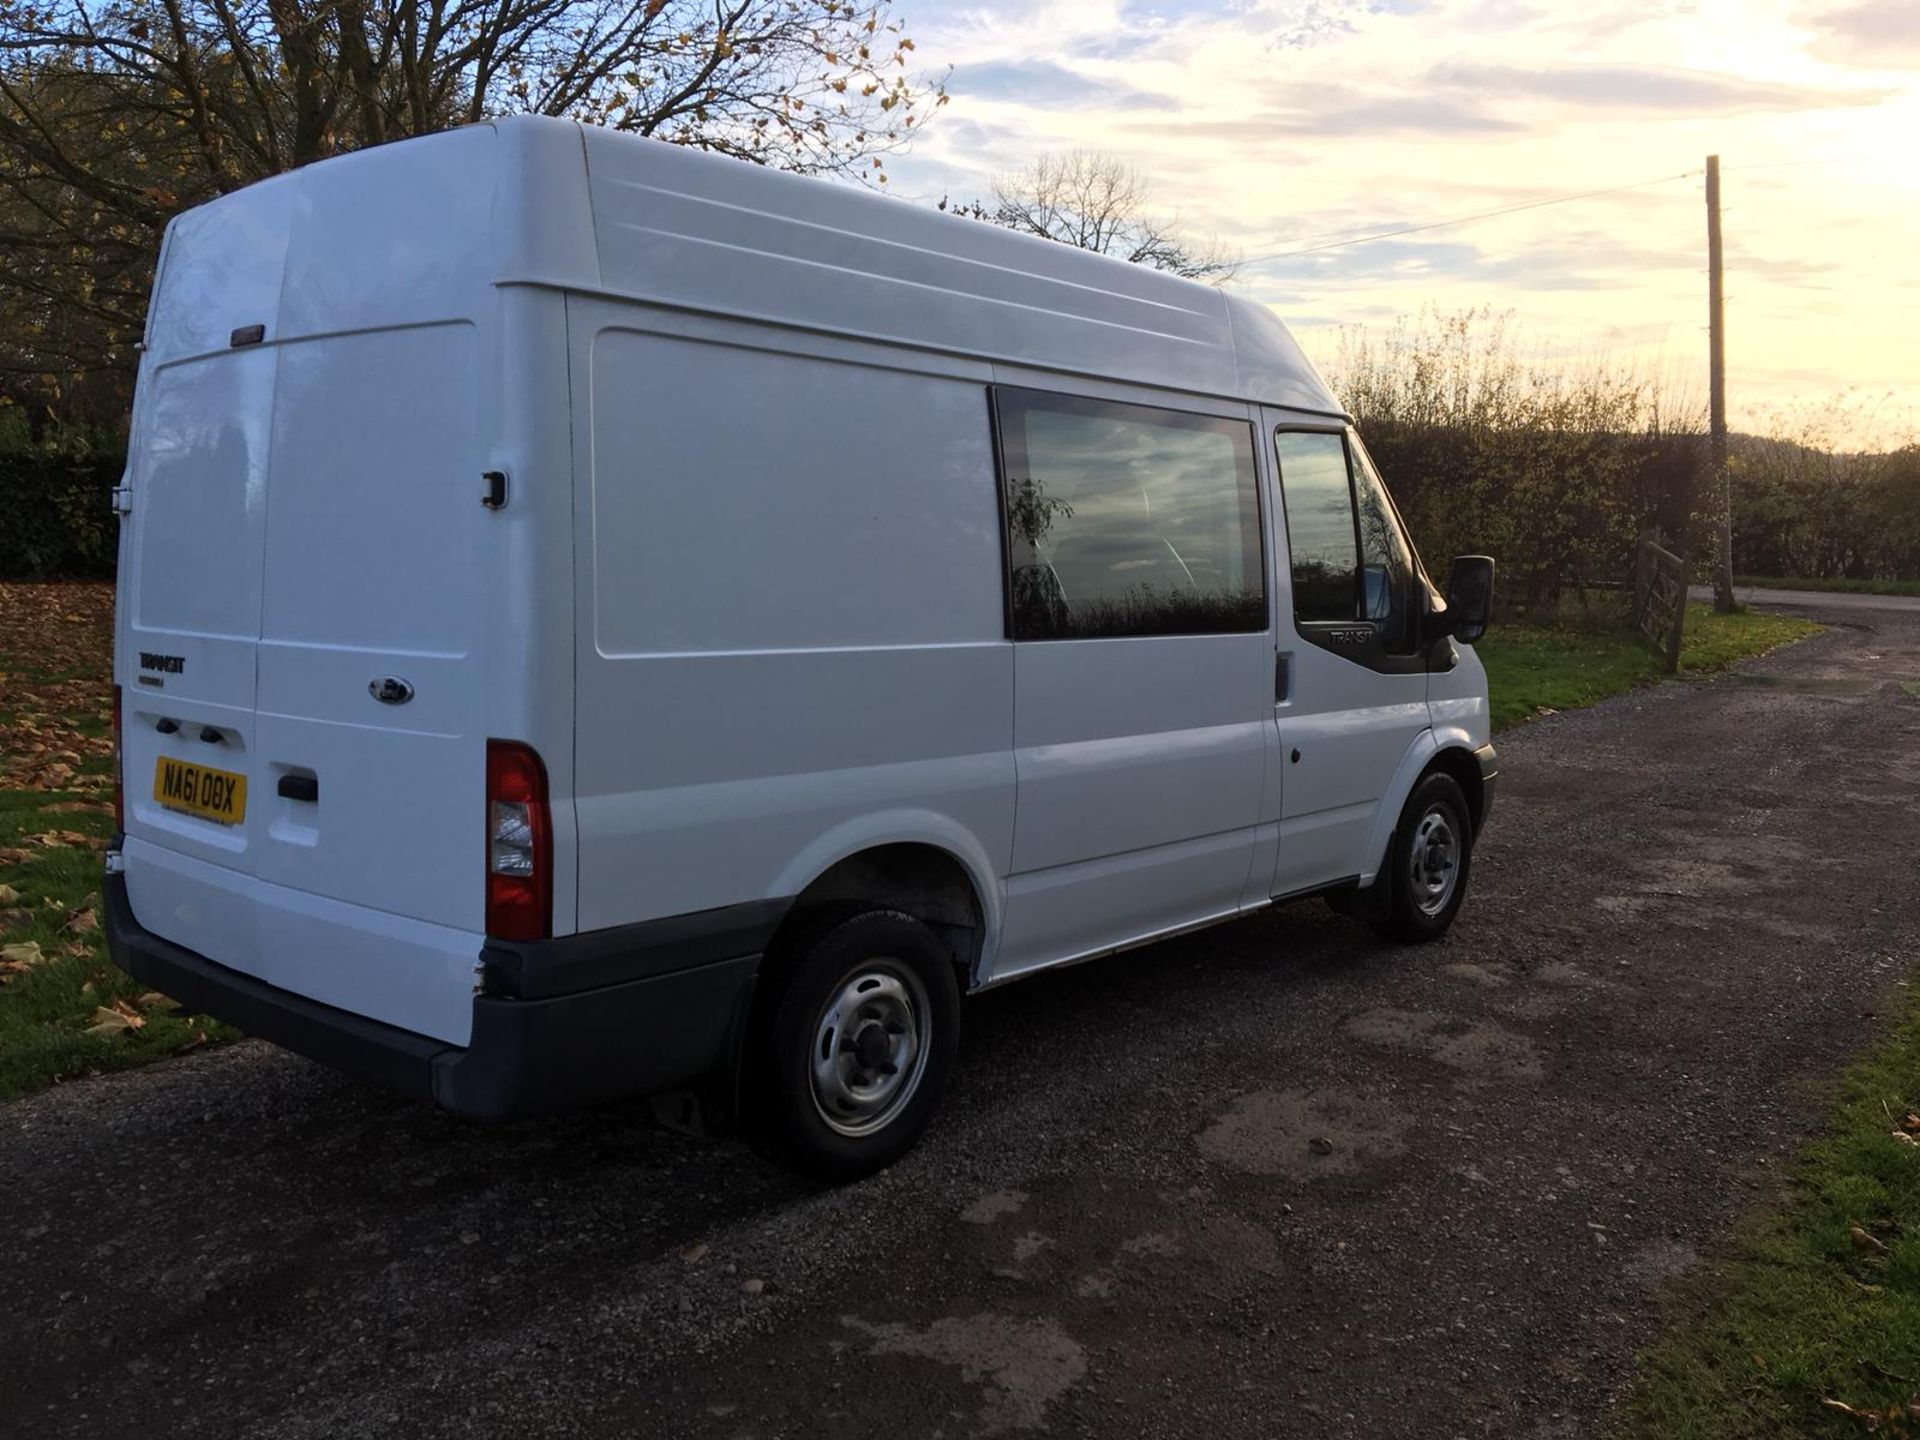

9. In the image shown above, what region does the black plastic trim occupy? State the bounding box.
[434,958,759,1119]
[103,871,770,1121]
[480,896,791,1000]
[1473,741,1499,835]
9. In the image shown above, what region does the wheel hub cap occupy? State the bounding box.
[810,963,929,1138]
[1411,807,1460,917]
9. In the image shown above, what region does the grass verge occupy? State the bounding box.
[1736,575,1920,598]
[1619,987,1920,1438]
[0,582,233,1101]
[1479,603,1821,732]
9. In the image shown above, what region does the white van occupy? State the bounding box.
[105,117,1496,1178]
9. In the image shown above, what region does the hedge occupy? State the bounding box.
[0,450,122,580]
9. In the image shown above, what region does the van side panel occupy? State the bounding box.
[571,312,1014,931]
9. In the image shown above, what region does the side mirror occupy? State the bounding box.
[1442,555,1495,644]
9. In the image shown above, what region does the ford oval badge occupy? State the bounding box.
[369,676,415,706]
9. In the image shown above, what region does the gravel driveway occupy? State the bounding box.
[5,600,1918,1440]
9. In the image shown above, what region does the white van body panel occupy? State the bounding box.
[113,117,1489,1103]
[567,306,1015,935]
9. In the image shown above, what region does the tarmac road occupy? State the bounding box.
[4,598,1918,1440]
[1690,582,1920,614]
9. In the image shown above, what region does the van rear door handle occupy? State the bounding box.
[277,775,319,803]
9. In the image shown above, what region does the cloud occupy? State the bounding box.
[1427,60,1894,112]
[1120,91,1521,143]
[1795,0,1920,67]
[950,59,1179,111]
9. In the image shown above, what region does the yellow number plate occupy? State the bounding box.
[153,756,248,826]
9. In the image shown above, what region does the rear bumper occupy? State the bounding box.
[103,870,780,1120]
[1473,742,1498,835]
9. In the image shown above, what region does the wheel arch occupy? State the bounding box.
[767,816,1002,986]
[1359,729,1485,886]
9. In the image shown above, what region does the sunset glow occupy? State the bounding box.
[892,0,1920,445]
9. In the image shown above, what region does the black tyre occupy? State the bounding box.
[751,908,961,1182]
[1369,770,1474,943]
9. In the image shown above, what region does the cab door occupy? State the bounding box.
[1266,421,1432,896]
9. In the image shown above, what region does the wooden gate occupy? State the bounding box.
[1633,531,1688,674]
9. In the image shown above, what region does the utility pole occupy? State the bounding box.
[1707,154,1734,612]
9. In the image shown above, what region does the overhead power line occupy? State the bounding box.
[1240,169,1702,266]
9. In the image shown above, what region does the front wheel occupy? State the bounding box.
[1369,770,1475,943]
[751,908,961,1182]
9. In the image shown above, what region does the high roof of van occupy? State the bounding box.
[149,116,1345,417]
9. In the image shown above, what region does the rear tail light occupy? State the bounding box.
[485,739,551,942]
[112,683,123,833]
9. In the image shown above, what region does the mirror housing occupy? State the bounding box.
[1441,555,1495,644]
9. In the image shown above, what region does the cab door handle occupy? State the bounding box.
[1274,652,1292,703]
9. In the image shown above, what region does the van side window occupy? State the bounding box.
[994,388,1264,640]
[1274,430,1360,623]
[1350,436,1418,652]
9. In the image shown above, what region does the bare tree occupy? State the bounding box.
[0,0,946,427]
[948,150,1237,283]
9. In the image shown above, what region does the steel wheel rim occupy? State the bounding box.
[809,960,931,1138]
[1410,806,1460,916]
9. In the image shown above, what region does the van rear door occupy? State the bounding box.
[118,128,501,1041]
[119,181,294,880]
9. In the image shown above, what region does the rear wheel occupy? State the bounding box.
[1369,770,1474,943]
[751,908,960,1182]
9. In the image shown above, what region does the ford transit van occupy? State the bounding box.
[105,117,1496,1178]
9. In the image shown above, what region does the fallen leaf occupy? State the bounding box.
[1851,1225,1891,1256]
[1892,1132,1917,1146]
[0,848,32,866]
[43,801,111,815]
[0,940,45,968]
[86,1000,146,1036]
[0,883,18,905]
[60,906,98,935]
[678,1241,710,1264]
[174,1029,208,1055]
[1821,1396,1901,1429]
[134,991,172,1009]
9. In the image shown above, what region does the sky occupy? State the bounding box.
[883,0,1920,446]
